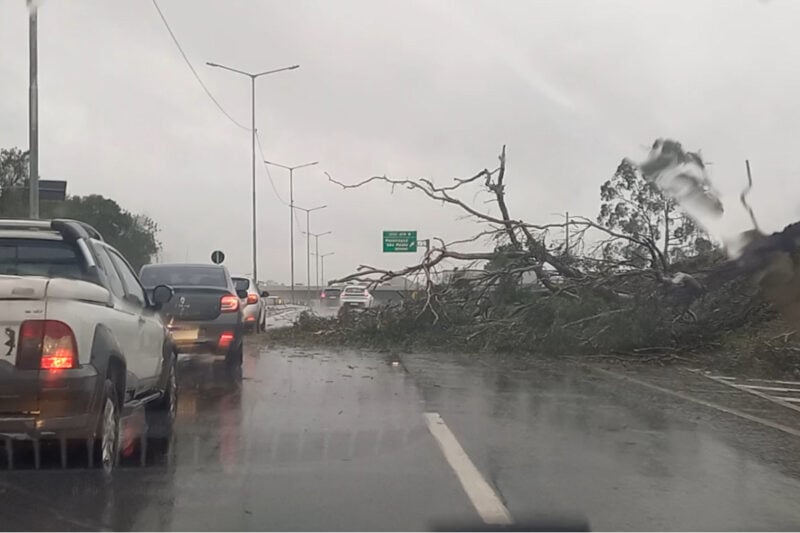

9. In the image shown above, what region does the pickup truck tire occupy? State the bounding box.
[95,378,120,475]
[146,358,177,440]
[225,341,243,368]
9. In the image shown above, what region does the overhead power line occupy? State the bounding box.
[254,130,289,206]
[151,0,249,131]
[151,0,292,213]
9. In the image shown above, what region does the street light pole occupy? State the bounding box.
[295,205,327,302]
[250,76,256,281]
[28,2,39,219]
[289,168,294,298]
[305,230,332,287]
[319,252,334,287]
[206,61,299,283]
[264,160,318,303]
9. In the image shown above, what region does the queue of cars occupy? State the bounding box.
[0,218,272,474]
[0,217,368,474]
[322,283,374,309]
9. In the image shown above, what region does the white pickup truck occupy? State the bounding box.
[0,219,177,473]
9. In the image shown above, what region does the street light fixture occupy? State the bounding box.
[264,160,318,303]
[303,230,332,287]
[294,204,327,303]
[205,61,299,283]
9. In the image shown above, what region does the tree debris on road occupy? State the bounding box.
[272,141,800,378]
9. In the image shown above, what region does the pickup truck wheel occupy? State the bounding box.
[95,379,120,475]
[146,358,177,440]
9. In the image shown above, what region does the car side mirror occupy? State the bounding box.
[236,289,248,299]
[260,291,269,298]
[151,284,173,309]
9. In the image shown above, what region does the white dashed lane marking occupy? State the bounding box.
[423,412,513,526]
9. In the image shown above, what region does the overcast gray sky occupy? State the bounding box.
[2,0,799,283]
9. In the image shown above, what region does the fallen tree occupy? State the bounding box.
[272,142,800,371]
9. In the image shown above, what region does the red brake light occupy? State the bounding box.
[17,320,77,370]
[320,292,326,298]
[220,294,239,312]
[218,331,234,348]
[247,293,258,305]
[41,350,75,370]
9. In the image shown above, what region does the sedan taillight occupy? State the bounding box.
[247,293,258,305]
[220,294,240,312]
[218,331,234,348]
[17,320,78,370]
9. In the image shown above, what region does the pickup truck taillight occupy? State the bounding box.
[220,294,240,312]
[17,320,78,370]
[246,293,258,305]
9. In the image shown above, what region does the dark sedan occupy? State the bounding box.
[320,286,342,307]
[140,263,245,367]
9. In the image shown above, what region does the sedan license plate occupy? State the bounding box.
[171,328,198,342]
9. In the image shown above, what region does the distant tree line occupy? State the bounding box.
[0,147,161,270]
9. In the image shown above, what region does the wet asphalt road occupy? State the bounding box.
[4,335,800,530]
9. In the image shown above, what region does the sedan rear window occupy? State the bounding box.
[140,265,227,288]
[323,288,341,295]
[344,287,366,295]
[0,239,93,282]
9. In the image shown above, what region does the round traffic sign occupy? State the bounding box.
[211,250,225,264]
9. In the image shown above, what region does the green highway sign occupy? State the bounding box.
[383,230,417,253]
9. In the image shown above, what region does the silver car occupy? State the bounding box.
[232,276,267,333]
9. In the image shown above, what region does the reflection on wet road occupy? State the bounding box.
[3,341,800,530]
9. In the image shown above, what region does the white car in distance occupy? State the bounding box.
[338,284,374,309]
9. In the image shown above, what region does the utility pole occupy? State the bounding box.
[206,61,299,284]
[28,2,39,219]
[565,211,570,255]
[264,160,318,303]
